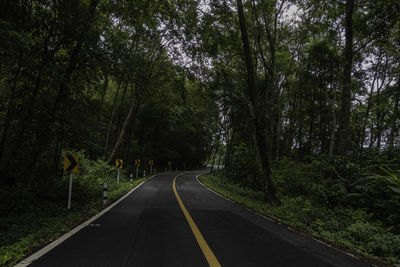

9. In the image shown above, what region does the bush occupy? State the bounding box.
[227,143,263,189]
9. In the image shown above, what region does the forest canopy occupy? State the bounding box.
[0,0,218,186]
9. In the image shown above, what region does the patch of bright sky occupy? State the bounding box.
[283,3,300,23]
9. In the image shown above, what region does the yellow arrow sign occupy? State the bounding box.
[116,159,123,169]
[135,159,141,167]
[64,155,78,173]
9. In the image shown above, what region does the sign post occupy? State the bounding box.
[64,154,78,209]
[115,159,123,183]
[149,160,154,174]
[135,159,140,178]
[68,173,73,209]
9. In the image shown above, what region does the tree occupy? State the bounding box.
[236,0,277,204]
[337,0,355,156]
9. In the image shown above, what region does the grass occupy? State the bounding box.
[199,173,400,266]
[0,177,148,266]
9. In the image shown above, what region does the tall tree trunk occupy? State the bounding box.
[210,127,222,174]
[216,141,223,171]
[104,81,122,158]
[376,84,382,151]
[285,91,298,156]
[307,87,316,155]
[360,80,375,152]
[296,93,305,157]
[259,0,280,160]
[325,86,337,156]
[112,81,129,143]
[100,70,110,105]
[225,127,233,172]
[337,0,354,156]
[237,0,277,204]
[318,86,327,154]
[389,80,399,150]
[106,96,138,164]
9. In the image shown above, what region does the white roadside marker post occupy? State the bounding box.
[143,170,146,177]
[67,173,73,209]
[103,183,108,205]
[130,173,133,184]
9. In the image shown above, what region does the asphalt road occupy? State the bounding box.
[28,171,369,267]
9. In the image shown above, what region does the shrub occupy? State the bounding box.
[227,143,262,189]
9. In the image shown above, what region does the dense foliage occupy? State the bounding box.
[202,0,400,203]
[0,0,217,188]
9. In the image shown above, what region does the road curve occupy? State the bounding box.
[28,171,369,267]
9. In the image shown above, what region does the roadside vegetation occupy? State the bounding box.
[200,154,400,266]
[0,151,147,266]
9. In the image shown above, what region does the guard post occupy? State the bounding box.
[135,159,140,178]
[115,159,123,184]
[103,183,108,205]
[64,154,78,210]
[149,160,154,174]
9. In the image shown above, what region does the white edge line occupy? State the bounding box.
[15,175,158,267]
[195,174,359,260]
[195,174,274,222]
[196,175,235,204]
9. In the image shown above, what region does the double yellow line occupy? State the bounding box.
[173,174,221,267]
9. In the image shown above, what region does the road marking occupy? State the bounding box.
[173,174,221,267]
[15,175,159,267]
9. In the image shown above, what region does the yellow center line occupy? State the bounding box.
[173,174,221,267]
